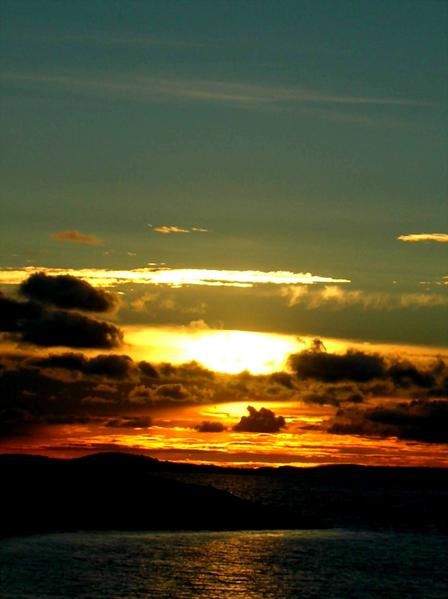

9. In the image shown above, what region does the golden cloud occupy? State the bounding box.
[151,225,208,234]
[398,233,448,243]
[0,266,351,288]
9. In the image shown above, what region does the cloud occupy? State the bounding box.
[154,383,191,402]
[20,272,118,312]
[388,361,436,388]
[329,400,448,443]
[398,233,448,243]
[0,343,446,444]
[290,349,386,383]
[195,421,226,433]
[281,285,448,310]
[50,230,103,245]
[0,274,123,349]
[30,353,133,379]
[0,293,43,332]
[128,385,153,403]
[31,352,88,371]
[152,226,191,234]
[151,225,209,234]
[84,354,133,378]
[19,310,123,349]
[0,289,122,350]
[0,266,350,288]
[105,416,152,429]
[2,71,429,111]
[44,32,193,48]
[287,345,448,418]
[138,361,159,378]
[233,406,286,433]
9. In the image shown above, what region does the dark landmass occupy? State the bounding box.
[1,453,447,537]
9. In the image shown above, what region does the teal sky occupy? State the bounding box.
[1,0,447,345]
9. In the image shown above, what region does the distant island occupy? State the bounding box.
[1,453,447,537]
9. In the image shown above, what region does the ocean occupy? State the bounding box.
[1,529,447,598]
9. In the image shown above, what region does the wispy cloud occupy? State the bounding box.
[151,225,208,235]
[47,32,194,48]
[0,266,350,288]
[281,285,448,310]
[398,233,448,243]
[1,71,430,111]
[0,30,194,49]
[50,230,103,246]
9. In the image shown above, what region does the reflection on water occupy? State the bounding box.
[1,530,447,598]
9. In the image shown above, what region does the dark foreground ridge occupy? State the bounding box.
[1,453,447,537]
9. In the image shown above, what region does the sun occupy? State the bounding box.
[182,330,301,374]
[125,326,305,374]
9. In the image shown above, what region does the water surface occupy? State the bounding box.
[1,529,447,598]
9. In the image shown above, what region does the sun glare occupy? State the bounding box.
[125,326,303,374]
[184,330,301,374]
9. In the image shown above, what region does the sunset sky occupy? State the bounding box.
[1,1,447,467]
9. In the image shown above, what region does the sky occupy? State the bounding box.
[0,1,447,466]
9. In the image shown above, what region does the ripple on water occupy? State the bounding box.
[1,529,448,598]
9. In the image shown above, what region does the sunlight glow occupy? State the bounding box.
[184,330,301,374]
[126,327,303,374]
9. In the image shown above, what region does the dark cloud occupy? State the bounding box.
[138,361,159,378]
[233,406,286,433]
[195,421,226,433]
[299,382,367,407]
[31,352,88,371]
[329,399,448,443]
[0,294,43,332]
[20,310,123,349]
[154,383,191,402]
[0,407,34,437]
[128,385,153,403]
[301,392,340,407]
[85,354,133,378]
[290,348,386,383]
[289,346,441,393]
[1,277,123,350]
[106,416,152,429]
[387,361,435,388]
[269,372,295,389]
[159,361,215,380]
[29,353,132,378]
[20,272,117,312]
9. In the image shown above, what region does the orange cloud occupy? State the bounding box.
[50,230,103,245]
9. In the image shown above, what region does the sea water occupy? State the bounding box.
[1,529,447,598]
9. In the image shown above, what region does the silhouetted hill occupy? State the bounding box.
[1,453,447,536]
[0,453,291,538]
